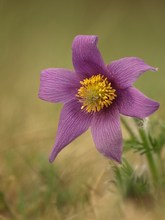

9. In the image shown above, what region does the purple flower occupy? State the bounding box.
[39,35,159,163]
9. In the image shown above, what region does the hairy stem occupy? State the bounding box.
[139,128,159,186]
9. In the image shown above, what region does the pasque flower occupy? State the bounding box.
[39,35,159,163]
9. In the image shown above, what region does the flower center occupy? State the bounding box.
[76,74,117,113]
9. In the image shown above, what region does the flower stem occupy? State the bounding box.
[121,117,160,187]
[138,128,159,186]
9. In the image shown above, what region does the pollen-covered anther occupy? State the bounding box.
[76,74,117,113]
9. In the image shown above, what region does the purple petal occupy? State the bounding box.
[117,87,159,119]
[72,35,107,77]
[107,57,157,89]
[39,68,80,103]
[49,100,92,162]
[91,105,122,163]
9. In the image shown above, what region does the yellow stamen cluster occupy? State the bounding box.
[76,74,117,113]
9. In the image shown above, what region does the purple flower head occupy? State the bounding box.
[39,35,159,163]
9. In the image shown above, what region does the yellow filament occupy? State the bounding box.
[76,74,117,113]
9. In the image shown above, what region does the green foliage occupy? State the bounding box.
[126,119,165,156]
[123,139,144,154]
[38,158,90,210]
[123,118,165,157]
[1,152,90,219]
[148,120,165,155]
[118,118,165,203]
[112,159,151,202]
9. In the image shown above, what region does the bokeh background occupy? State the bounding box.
[0,0,165,219]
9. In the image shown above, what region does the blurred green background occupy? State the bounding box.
[0,0,165,219]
